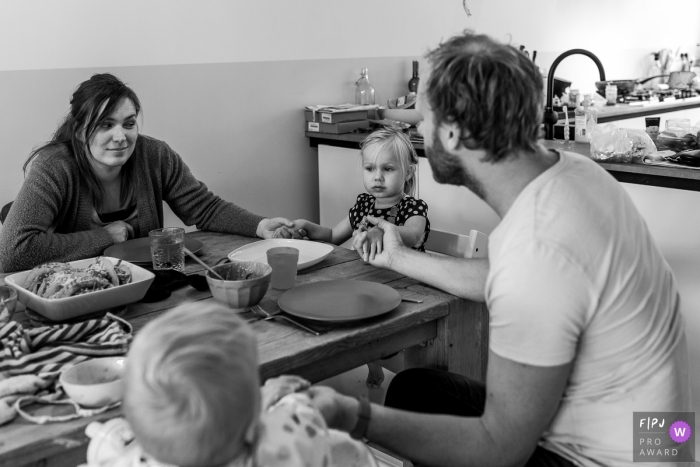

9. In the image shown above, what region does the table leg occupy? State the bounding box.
[404,288,489,382]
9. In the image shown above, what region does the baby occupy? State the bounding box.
[119,302,373,467]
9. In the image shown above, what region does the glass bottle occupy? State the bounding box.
[583,94,598,141]
[408,61,420,93]
[355,68,375,105]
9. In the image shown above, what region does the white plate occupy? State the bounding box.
[4,257,155,321]
[228,239,334,270]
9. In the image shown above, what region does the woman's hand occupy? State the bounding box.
[261,375,311,411]
[305,385,359,432]
[352,216,404,268]
[257,217,303,240]
[104,221,134,244]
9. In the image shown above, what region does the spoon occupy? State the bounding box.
[183,247,225,280]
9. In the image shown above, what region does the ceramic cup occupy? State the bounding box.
[266,247,299,290]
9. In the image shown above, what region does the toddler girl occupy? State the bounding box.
[293,127,430,387]
[294,127,430,259]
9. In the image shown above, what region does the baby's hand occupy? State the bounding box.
[261,375,311,411]
[352,227,384,261]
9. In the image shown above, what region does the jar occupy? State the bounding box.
[605,82,618,105]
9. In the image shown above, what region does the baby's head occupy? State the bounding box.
[360,127,419,197]
[123,302,260,467]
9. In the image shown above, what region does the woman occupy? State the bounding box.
[0,73,297,272]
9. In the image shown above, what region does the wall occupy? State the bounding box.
[1,0,700,448]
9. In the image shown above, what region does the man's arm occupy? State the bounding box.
[309,352,572,467]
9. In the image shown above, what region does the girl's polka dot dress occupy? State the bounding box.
[349,193,430,251]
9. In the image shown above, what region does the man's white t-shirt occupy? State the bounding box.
[485,150,690,467]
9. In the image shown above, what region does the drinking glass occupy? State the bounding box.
[149,227,185,272]
[266,247,299,289]
[0,285,18,324]
[665,118,691,131]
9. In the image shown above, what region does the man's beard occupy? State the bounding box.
[425,128,485,199]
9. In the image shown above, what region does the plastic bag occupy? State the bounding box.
[589,123,656,163]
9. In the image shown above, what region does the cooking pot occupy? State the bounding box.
[595,75,668,96]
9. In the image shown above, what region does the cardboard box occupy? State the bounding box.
[307,120,370,134]
[304,109,368,123]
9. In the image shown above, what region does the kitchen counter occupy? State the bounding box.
[557,96,700,123]
[306,132,700,192]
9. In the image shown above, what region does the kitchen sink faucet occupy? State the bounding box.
[543,49,606,140]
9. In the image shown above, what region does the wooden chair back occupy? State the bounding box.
[425,229,488,259]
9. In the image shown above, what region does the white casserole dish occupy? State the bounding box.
[4,257,154,321]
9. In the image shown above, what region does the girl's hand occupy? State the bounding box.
[356,216,404,269]
[257,217,303,240]
[352,227,384,261]
[104,221,134,243]
[290,219,311,240]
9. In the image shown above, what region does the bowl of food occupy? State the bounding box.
[377,108,422,126]
[3,257,155,321]
[656,131,698,152]
[60,357,126,408]
[206,260,272,311]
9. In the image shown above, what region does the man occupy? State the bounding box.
[307,33,690,467]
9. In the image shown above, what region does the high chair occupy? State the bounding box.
[424,229,488,259]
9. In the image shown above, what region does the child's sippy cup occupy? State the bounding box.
[85,417,136,465]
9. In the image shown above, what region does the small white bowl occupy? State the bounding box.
[60,357,126,408]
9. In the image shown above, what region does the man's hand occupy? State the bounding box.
[256,217,303,240]
[352,216,404,268]
[104,221,134,243]
[305,385,359,432]
[261,375,311,411]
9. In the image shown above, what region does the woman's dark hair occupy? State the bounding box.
[24,73,142,209]
[425,32,543,163]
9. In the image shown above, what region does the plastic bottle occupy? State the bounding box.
[574,100,587,143]
[583,94,598,141]
[569,89,580,108]
[605,82,618,105]
[408,61,419,93]
[355,68,375,105]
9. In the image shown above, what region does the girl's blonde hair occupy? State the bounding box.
[360,127,419,197]
[123,302,259,467]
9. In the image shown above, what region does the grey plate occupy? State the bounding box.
[278,279,401,322]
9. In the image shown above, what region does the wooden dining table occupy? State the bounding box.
[0,231,489,467]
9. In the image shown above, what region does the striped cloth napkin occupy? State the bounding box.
[0,313,132,425]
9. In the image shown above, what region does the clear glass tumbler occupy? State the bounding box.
[0,285,18,324]
[149,227,185,272]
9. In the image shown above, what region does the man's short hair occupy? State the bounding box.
[123,302,260,467]
[425,32,543,163]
